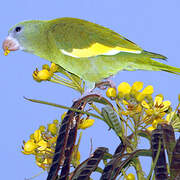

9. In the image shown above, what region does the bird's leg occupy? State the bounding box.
[74,81,101,101]
[95,78,116,90]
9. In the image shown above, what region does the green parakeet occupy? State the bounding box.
[3,17,180,89]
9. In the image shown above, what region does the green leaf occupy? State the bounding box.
[138,130,151,141]
[101,106,122,137]
[24,97,103,120]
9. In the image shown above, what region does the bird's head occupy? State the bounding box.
[3,20,46,55]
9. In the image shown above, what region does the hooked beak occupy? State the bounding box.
[2,36,20,52]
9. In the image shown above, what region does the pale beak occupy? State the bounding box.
[2,36,20,52]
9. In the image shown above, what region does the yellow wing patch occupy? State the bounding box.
[61,43,141,58]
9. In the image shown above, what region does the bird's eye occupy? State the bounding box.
[15,26,22,32]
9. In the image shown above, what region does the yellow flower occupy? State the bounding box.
[122,100,129,106]
[142,94,171,123]
[48,123,58,136]
[36,156,52,170]
[35,154,45,163]
[53,119,59,124]
[125,173,135,180]
[142,95,171,130]
[33,68,52,82]
[166,111,175,123]
[136,85,154,101]
[50,63,59,73]
[29,133,34,139]
[71,145,81,167]
[71,132,82,168]
[22,119,82,171]
[117,81,153,102]
[78,119,95,129]
[142,85,154,95]
[147,118,168,131]
[154,94,171,111]
[166,111,180,130]
[61,112,67,120]
[118,82,131,96]
[106,87,116,98]
[37,140,48,151]
[37,69,52,81]
[48,136,57,144]
[39,125,46,132]
[141,100,150,109]
[131,81,143,92]
[22,139,36,154]
[122,103,142,116]
[42,64,50,71]
[4,47,10,56]
[147,126,155,131]
[34,129,42,142]
[36,160,46,170]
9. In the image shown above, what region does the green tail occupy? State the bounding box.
[148,59,180,75]
[133,51,180,75]
[142,50,167,60]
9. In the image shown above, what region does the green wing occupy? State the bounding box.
[48,17,142,57]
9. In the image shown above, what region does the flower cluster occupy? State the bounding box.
[22,113,95,171]
[33,63,59,82]
[106,81,180,132]
[32,63,84,93]
[22,77,180,179]
[106,81,154,101]
[142,94,171,131]
[22,119,82,170]
[22,120,59,170]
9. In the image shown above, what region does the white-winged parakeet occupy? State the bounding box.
[3,17,180,90]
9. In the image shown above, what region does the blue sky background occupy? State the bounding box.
[1,0,180,179]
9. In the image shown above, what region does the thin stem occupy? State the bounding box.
[175,103,180,113]
[120,169,127,180]
[50,79,78,90]
[127,117,135,129]
[53,74,72,83]
[134,126,138,148]
[51,78,74,87]
[52,76,72,85]
[134,158,146,180]
[25,171,44,180]
[24,97,104,121]
[64,71,82,90]
[125,118,134,135]
[91,103,102,115]
[147,140,162,180]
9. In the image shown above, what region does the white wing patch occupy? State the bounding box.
[103,49,141,55]
[61,49,79,58]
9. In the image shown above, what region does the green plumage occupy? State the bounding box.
[6,17,180,89]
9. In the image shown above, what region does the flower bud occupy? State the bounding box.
[125,173,135,180]
[106,88,116,98]
[48,123,58,136]
[118,82,131,95]
[42,64,50,71]
[78,119,95,129]
[50,63,59,73]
